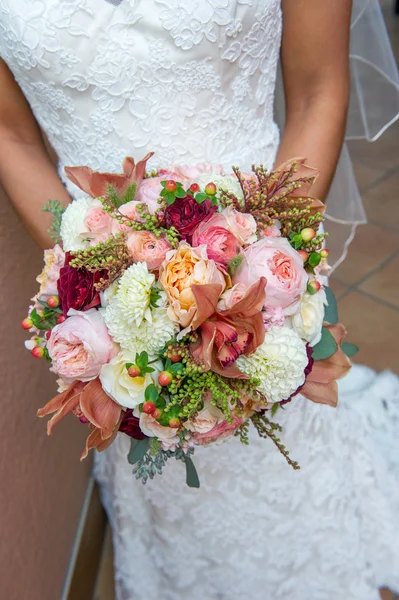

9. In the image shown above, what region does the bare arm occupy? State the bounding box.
[0,59,71,249]
[275,0,352,201]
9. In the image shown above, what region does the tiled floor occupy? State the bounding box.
[93,4,399,599]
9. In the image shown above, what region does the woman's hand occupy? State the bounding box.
[0,59,71,249]
[275,0,353,201]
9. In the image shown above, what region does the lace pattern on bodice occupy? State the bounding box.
[0,0,282,187]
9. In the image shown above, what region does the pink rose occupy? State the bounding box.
[47,308,117,381]
[262,306,285,331]
[184,401,225,435]
[170,164,224,181]
[263,220,281,238]
[84,200,113,235]
[191,225,240,265]
[192,413,243,446]
[111,201,143,234]
[126,231,172,270]
[218,282,248,311]
[233,237,307,316]
[200,207,257,245]
[137,175,176,215]
[134,409,179,450]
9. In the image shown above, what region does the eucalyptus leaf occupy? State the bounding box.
[312,327,338,360]
[341,342,359,358]
[324,286,338,324]
[128,438,150,465]
[185,456,200,488]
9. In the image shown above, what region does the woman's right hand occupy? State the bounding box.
[0,58,71,249]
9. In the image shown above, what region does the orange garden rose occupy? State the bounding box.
[159,242,228,330]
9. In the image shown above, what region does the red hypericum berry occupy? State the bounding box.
[127,365,141,378]
[320,248,329,259]
[300,228,316,243]
[47,295,60,309]
[158,371,173,386]
[169,417,181,428]
[205,182,217,196]
[189,183,200,193]
[298,250,309,263]
[45,330,52,340]
[165,180,177,193]
[143,401,156,415]
[169,353,181,363]
[307,280,321,295]
[31,346,45,358]
[56,314,66,324]
[21,318,33,330]
[153,408,162,419]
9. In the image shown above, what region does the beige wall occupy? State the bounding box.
[0,187,92,600]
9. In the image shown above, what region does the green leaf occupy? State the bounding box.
[169,363,184,376]
[308,252,321,267]
[166,193,176,205]
[127,438,150,465]
[174,188,186,198]
[341,342,359,358]
[125,363,134,371]
[160,180,167,186]
[195,192,208,204]
[144,384,159,403]
[42,200,66,243]
[121,183,137,205]
[135,351,149,370]
[160,188,168,197]
[324,286,338,324]
[312,327,338,360]
[185,456,200,488]
[271,403,280,417]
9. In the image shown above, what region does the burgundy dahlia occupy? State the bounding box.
[164,195,216,240]
[57,253,105,316]
[119,410,147,440]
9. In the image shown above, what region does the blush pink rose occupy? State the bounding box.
[233,237,307,316]
[262,306,285,331]
[137,174,176,214]
[126,231,172,270]
[35,244,65,299]
[47,308,117,381]
[192,413,243,446]
[200,206,257,245]
[184,401,225,435]
[111,201,143,234]
[134,409,179,450]
[170,164,225,181]
[84,200,113,235]
[218,282,248,310]
[191,225,241,265]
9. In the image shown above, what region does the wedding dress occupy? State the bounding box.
[1,1,399,599]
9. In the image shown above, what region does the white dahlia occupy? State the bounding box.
[193,172,244,200]
[60,196,93,252]
[114,263,155,327]
[237,327,309,404]
[104,284,178,359]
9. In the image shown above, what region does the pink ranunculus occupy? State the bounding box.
[199,206,257,245]
[233,237,307,316]
[84,199,113,235]
[126,230,172,271]
[191,225,241,266]
[47,308,118,382]
[192,413,243,446]
[218,282,248,311]
[137,174,176,215]
[170,164,225,181]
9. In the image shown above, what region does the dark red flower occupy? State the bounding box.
[119,410,147,440]
[164,195,216,241]
[57,253,106,316]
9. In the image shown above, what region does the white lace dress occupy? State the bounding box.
[1,1,399,599]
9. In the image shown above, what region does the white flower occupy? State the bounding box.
[288,287,327,346]
[192,172,244,201]
[104,287,179,359]
[60,196,93,252]
[100,281,119,308]
[114,263,155,327]
[100,350,162,409]
[237,327,309,404]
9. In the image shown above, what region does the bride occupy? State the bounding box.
[1,1,398,598]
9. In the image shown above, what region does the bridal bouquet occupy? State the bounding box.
[22,153,356,487]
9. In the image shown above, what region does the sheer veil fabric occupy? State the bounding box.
[0,1,398,599]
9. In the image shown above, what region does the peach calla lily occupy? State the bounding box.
[190,278,266,378]
[64,153,154,199]
[37,378,123,460]
[301,323,352,407]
